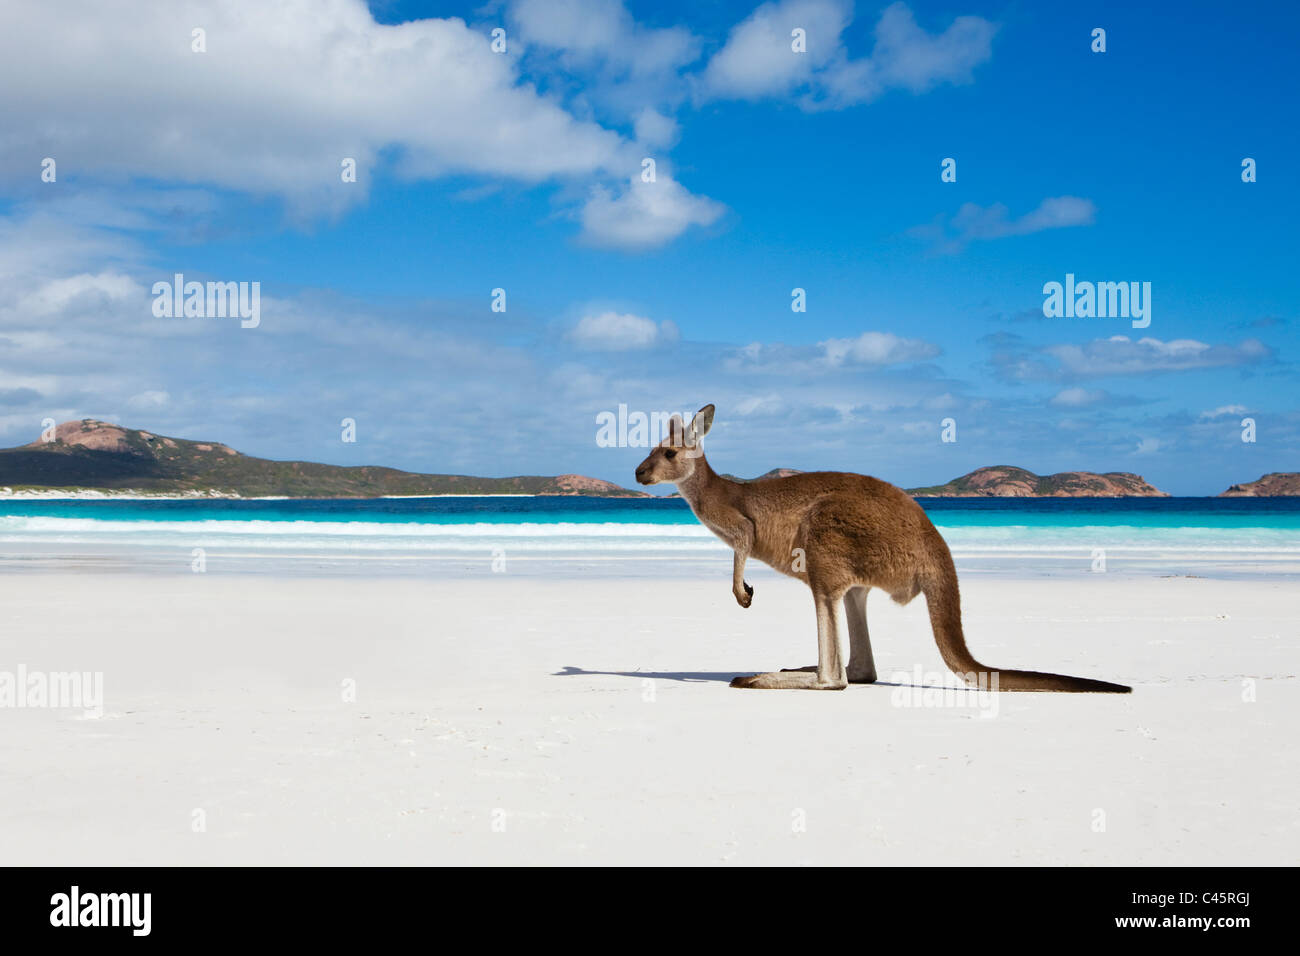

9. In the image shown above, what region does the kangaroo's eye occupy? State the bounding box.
[664,449,677,460]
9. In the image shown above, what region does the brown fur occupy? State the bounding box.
[635,405,1131,693]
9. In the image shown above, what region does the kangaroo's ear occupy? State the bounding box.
[665,413,686,445]
[686,404,715,445]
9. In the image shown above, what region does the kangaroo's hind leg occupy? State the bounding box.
[781,588,873,680]
[732,591,848,690]
[844,585,877,683]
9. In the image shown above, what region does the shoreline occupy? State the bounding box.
[0,489,649,501]
[3,488,1296,501]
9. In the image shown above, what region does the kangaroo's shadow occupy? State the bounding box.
[553,665,929,689]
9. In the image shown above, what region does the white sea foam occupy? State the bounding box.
[0,516,713,537]
[0,516,724,552]
[0,514,1297,558]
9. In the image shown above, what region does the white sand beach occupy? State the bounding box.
[1,567,1295,865]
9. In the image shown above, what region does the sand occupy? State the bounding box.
[0,568,1295,865]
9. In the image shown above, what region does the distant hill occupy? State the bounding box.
[0,420,646,498]
[1219,473,1300,497]
[717,464,1167,497]
[908,465,1167,498]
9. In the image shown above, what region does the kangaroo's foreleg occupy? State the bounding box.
[731,521,754,608]
[843,585,877,683]
[731,591,848,690]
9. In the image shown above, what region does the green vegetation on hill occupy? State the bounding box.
[0,420,644,498]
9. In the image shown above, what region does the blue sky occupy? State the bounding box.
[0,0,1296,494]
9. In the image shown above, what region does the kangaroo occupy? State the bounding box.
[634,404,1131,693]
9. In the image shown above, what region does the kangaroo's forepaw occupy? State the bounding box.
[734,582,753,608]
[730,671,847,690]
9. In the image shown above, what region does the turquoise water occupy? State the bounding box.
[2,497,1299,562]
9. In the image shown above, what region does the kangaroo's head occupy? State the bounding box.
[634,404,714,486]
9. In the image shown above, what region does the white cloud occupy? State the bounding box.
[1047,336,1270,378]
[0,0,719,246]
[127,390,172,410]
[722,332,943,386]
[993,333,1271,382]
[0,205,147,288]
[820,331,940,366]
[993,196,1096,235]
[568,311,679,351]
[734,394,784,416]
[17,272,145,316]
[580,175,724,249]
[1050,387,1108,407]
[1199,404,1249,419]
[922,392,959,410]
[865,1,998,94]
[509,0,699,77]
[507,0,701,123]
[702,1,995,109]
[633,108,680,148]
[3,2,613,195]
[912,196,1096,252]
[702,0,846,100]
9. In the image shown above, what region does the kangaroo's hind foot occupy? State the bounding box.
[731,670,847,690]
[780,664,875,684]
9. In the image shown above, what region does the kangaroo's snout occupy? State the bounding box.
[634,451,670,485]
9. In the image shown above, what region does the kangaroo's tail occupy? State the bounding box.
[921,552,1131,694]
